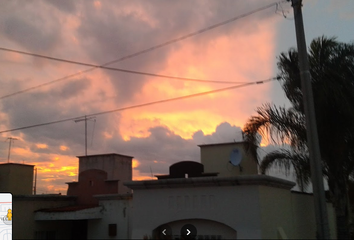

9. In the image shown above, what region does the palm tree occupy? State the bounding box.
[243,36,354,239]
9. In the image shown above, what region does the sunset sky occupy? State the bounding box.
[0,0,353,194]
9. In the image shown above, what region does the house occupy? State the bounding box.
[124,142,337,239]
[11,142,337,239]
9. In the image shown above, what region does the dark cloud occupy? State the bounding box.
[0,0,287,192]
[94,122,244,175]
[45,0,77,13]
[2,15,60,53]
[76,0,278,104]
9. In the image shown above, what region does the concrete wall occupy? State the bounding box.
[13,195,76,239]
[290,192,337,239]
[152,219,237,239]
[67,169,119,205]
[0,163,34,195]
[199,142,258,177]
[258,185,294,239]
[87,195,132,239]
[259,188,337,239]
[129,185,262,239]
[78,154,132,194]
[126,175,338,239]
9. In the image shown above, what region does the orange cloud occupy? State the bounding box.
[0,7,280,193]
[94,1,102,9]
[132,159,140,168]
[36,143,48,149]
[60,145,68,151]
[118,20,276,142]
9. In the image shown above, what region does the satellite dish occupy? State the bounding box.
[229,148,242,166]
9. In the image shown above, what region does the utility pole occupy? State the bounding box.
[33,167,37,195]
[290,0,330,238]
[6,137,17,163]
[75,116,95,156]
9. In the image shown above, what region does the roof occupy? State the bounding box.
[94,193,133,200]
[36,204,99,213]
[197,141,247,147]
[13,194,76,201]
[124,175,296,190]
[0,162,34,167]
[76,153,134,158]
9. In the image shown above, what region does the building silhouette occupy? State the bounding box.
[8,142,337,239]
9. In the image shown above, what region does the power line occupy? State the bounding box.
[0,1,283,100]
[0,47,249,85]
[0,77,278,134]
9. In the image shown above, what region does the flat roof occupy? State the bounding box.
[13,195,76,201]
[124,175,295,190]
[198,141,247,147]
[36,204,99,213]
[0,162,34,167]
[77,153,134,158]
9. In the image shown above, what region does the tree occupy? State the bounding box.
[243,36,354,239]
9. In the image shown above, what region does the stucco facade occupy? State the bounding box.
[199,142,258,177]
[14,195,76,239]
[87,194,132,239]
[125,175,294,239]
[0,163,34,195]
[9,143,337,239]
[78,153,133,195]
[125,175,336,239]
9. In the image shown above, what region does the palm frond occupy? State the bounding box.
[243,103,306,150]
[260,149,311,191]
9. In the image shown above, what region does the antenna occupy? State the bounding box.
[33,167,37,195]
[150,166,154,179]
[75,116,96,156]
[6,137,17,163]
[90,118,96,147]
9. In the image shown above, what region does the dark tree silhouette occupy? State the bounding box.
[243,36,354,239]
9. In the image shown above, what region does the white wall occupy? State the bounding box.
[87,198,132,239]
[130,185,262,239]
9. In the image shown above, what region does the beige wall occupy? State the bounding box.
[258,186,294,239]
[200,142,258,177]
[13,195,76,239]
[259,187,337,239]
[290,192,337,239]
[0,163,33,195]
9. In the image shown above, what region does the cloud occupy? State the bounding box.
[17,121,246,193]
[45,0,77,13]
[0,0,283,193]
[1,10,61,53]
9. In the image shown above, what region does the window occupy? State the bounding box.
[108,224,117,236]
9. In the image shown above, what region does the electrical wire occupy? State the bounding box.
[0,47,249,85]
[0,77,278,134]
[0,1,284,100]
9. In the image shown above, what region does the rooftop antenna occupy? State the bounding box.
[33,167,37,195]
[150,166,154,179]
[75,116,96,156]
[6,137,17,163]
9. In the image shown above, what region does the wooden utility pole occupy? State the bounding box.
[290,0,330,238]
[6,137,17,163]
